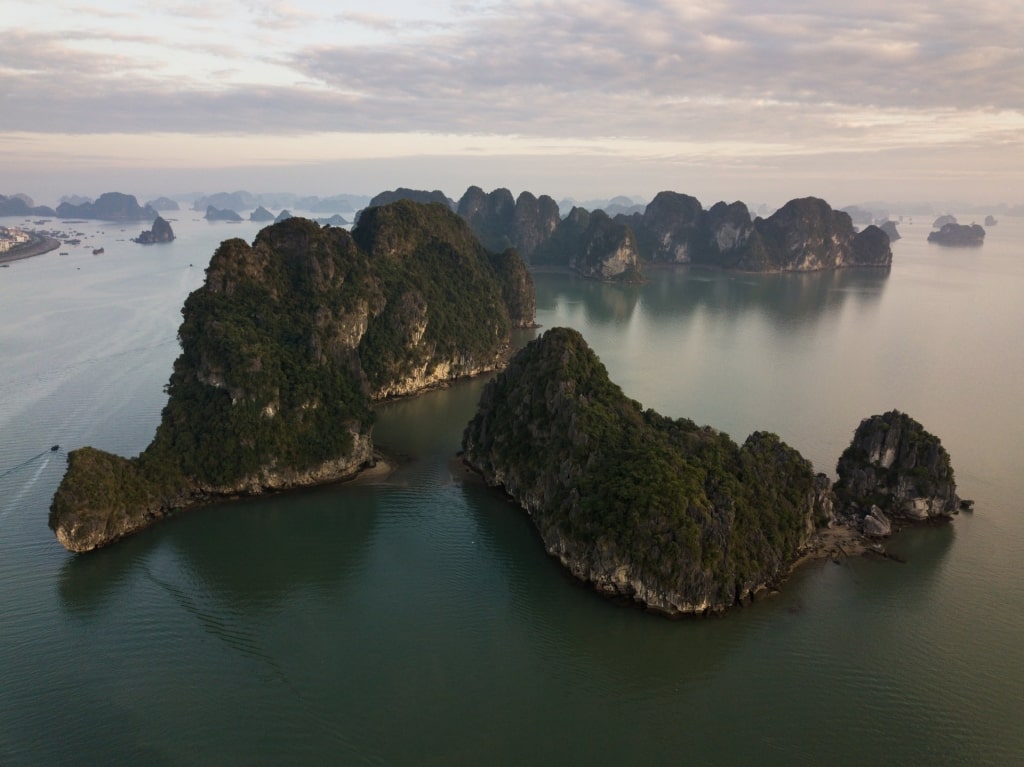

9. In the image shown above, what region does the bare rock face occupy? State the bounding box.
[632,191,705,263]
[133,216,176,244]
[835,410,960,529]
[512,191,561,260]
[701,201,758,265]
[571,210,642,281]
[456,186,516,253]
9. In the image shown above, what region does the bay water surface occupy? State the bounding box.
[1,211,1021,765]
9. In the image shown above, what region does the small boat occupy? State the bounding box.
[92,247,104,255]
[51,444,60,451]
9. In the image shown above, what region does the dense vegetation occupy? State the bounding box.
[462,327,823,613]
[51,203,533,551]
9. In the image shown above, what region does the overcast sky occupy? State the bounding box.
[2,0,1022,207]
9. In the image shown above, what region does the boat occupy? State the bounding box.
[51,444,60,451]
[92,247,104,255]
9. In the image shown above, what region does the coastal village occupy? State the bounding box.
[0,225,31,253]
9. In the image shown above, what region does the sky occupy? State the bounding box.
[2,0,1023,208]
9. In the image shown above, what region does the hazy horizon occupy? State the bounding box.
[3,1,1022,209]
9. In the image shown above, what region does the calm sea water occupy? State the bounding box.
[1,212,1022,765]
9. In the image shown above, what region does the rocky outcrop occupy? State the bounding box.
[622,191,705,263]
[700,201,759,266]
[835,410,960,530]
[532,207,642,281]
[457,186,517,253]
[204,205,243,222]
[133,216,176,244]
[984,215,998,226]
[928,223,985,246]
[933,214,957,228]
[274,209,294,223]
[571,210,642,281]
[249,205,275,222]
[57,192,156,221]
[455,187,561,261]
[745,198,891,270]
[51,202,534,552]
[879,220,901,242]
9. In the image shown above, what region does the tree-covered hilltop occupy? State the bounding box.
[50,202,534,553]
[461,327,831,615]
[462,329,963,615]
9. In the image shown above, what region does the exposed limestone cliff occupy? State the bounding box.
[532,207,642,281]
[571,210,642,281]
[133,216,175,244]
[50,202,534,552]
[512,191,561,259]
[834,410,960,530]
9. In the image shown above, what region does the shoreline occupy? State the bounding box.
[0,235,61,265]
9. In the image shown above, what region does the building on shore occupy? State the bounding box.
[0,226,31,253]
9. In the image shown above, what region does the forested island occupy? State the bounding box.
[50,202,534,552]
[375,186,894,281]
[461,328,963,615]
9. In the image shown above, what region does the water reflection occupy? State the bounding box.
[535,267,889,328]
[456,478,762,697]
[58,485,378,616]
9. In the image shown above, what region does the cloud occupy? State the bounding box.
[2,0,1022,176]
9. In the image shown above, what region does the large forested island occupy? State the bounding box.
[461,328,963,615]
[50,201,534,552]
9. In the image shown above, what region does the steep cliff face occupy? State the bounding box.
[629,191,705,263]
[456,186,517,253]
[835,410,960,526]
[462,328,825,615]
[133,216,175,244]
[512,191,561,259]
[571,211,643,281]
[50,203,534,552]
[698,201,760,267]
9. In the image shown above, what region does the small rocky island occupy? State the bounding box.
[133,216,175,244]
[204,205,243,222]
[50,202,535,552]
[928,223,985,247]
[461,328,963,616]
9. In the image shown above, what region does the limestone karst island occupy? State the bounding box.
[49,193,962,616]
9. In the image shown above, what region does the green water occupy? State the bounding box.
[1,215,1021,765]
